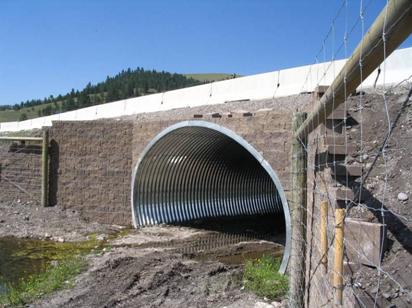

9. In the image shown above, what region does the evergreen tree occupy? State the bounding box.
[5,68,202,118]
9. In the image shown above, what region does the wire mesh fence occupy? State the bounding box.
[287,0,412,307]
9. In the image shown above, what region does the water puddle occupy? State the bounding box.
[0,236,102,294]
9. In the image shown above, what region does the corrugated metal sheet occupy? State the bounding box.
[133,126,283,226]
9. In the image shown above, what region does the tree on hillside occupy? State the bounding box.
[19,113,28,121]
[4,68,202,118]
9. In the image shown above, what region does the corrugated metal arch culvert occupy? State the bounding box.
[131,120,291,273]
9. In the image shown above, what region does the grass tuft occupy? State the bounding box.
[243,255,288,300]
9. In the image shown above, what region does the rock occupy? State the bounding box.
[111,224,126,230]
[346,157,356,164]
[271,301,282,307]
[382,292,391,299]
[44,233,51,239]
[0,219,4,223]
[254,302,273,308]
[371,286,379,294]
[366,182,375,190]
[366,162,373,170]
[50,260,59,267]
[57,237,65,243]
[24,215,30,221]
[398,192,408,201]
[362,154,369,161]
[257,108,273,113]
[96,234,108,241]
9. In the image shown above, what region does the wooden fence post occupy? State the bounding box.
[41,129,49,207]
[333,206,345,305]
[320,200,329,273]
[289,112,308,308]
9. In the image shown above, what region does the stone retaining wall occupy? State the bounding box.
[48,108,295,225]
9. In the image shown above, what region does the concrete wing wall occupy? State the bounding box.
[49,121,134,225]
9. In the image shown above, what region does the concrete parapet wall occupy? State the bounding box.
[1,47,411,133]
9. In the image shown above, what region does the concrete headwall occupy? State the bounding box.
[47,106,297,225]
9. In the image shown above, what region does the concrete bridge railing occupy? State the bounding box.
[1,47,411,133]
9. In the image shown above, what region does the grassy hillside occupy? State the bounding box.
[0,68,203,123]
[184,73,239,82]
[0,102,59,122]
[0,72,239,123]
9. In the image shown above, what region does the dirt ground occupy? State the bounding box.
[0,204,286,308]
[30,224,285,308]
[0,200,110,242]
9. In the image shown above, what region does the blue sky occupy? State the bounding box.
[0,0,410,105]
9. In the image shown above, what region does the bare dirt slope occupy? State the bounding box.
[346,86,412,306]
[36,249,259,308]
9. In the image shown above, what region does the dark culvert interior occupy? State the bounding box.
[132,124,288,268]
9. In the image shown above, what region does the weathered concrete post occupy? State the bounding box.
[289,112,307,308]
[41,129,49,207]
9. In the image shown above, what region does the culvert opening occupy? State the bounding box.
[131,121,291,272]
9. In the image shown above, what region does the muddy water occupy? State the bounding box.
[0,236,101,294]
[0,237,51,294]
